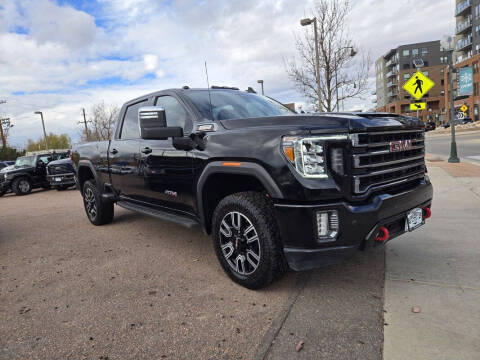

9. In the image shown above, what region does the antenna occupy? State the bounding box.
[204,61,214,120]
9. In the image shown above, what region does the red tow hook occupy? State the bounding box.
[375,226,390,243]
[423,206,432,219]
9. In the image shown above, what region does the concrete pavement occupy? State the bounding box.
[383,164,480,359]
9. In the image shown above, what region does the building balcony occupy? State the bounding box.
[387,81,397,88]
[456,36,472,51]
[386,69,398,78]
[456,16,472,34]
[456,0,471,17]
[385,58,397,67]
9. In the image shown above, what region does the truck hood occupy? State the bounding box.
[219,113,423,133]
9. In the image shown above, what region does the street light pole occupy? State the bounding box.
[34,111,49,150]
[441,35,459,163]
[301,17,322,112]
[257,80,264,95]
[447,53,459,163]
[335,47,356,111]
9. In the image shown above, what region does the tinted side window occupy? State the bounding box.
[121,100,147,139]
[155,96,187,128]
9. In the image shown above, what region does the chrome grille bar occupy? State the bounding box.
[351,129,425,194]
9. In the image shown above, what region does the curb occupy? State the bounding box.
[252,273,310,360]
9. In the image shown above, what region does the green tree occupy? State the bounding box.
[26,133,71,152]
[0,146,24,160]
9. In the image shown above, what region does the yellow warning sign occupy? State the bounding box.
[403,71,435,100]
[409,102,426,111]
[460,104,468,113]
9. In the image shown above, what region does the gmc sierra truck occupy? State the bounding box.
[73,87,433,289]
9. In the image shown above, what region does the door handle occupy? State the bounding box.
[141,147,152,154]
[110,148,118,155]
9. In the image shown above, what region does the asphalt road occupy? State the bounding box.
[426,131,480,163]
[0,188,384,360]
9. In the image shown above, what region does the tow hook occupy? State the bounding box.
[422,206,432,219]
[375,226,390,243]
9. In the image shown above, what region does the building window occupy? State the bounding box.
[474,62,479,74]
[403,63,410,69]
[474,83,479,96]
[404,73,411,79]
[441,79,445,86]
[476,4,480,19]
[402,49,410,57]
[423,71,429,76]
[412,48,419,56]
[424,61,429,67]
[421,48,428,55]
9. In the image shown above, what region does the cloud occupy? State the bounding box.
[0,0,454,148]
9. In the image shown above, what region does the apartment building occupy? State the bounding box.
[454,0,480,63]
[375,41,450,123]
[448,0,480,121]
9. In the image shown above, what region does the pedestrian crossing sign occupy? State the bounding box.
[403,71,435,100]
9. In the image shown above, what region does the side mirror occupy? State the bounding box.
[138,106,183,140]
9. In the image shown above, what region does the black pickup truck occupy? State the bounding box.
[73,87,433,289]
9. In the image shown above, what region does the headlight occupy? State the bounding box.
[282,135,347,178]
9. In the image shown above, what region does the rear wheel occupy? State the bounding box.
[12,177,32,195]
[82,180,114,225]
[212,192,286,289]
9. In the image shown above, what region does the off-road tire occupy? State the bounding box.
[212,191,287,289]
[82,180,114,226]
[0,189,5,197]
[12,177,32,196]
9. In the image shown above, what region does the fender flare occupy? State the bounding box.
[196,161,284,230]
[77,160,101,193]
[8,172,35,184]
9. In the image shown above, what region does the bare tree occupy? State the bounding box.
[286,0,371,112]
[81,101,119,141]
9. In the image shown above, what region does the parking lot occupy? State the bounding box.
[1,188,384,360]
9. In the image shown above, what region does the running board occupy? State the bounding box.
[116,201,199,229]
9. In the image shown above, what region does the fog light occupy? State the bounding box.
[316,210,339,242]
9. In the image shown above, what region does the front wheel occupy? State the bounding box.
[12,177,32,195]
[82,180,114,226]
[212,192,286,289]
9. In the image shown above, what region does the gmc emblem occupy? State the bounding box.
[390,140,413,152]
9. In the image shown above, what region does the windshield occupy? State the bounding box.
[15,156,36,167]
[184,90,294,121]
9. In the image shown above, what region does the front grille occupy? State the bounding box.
[47,163,74,175]
[350,129,425,194]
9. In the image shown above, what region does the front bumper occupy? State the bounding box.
[47,173,76,187]
[275,180,433,271]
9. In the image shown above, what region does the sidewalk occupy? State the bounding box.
[384,161,480,359]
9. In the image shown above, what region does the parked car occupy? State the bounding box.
[73,87,433,289]
[424,121,436,132]
[461,117,473,124]
[47,158,76,190]
[0,152,67,196]
[0,161,15,170]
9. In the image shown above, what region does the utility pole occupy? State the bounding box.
[0,118,8,148]
[0,100,7,148]
[78,108,90,140]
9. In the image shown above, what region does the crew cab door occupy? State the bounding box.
[136,95,196,216]
[109,99,147,197]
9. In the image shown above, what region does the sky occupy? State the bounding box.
[0,0,454,148]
